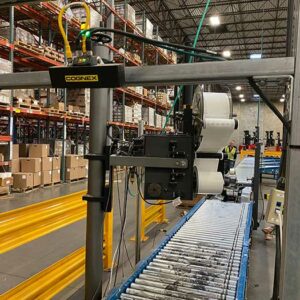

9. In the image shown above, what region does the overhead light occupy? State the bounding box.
[280,98,285,102]
[210,15,220,26]
[222,50,231,58]
[253,94,259,98]
[236,86,242,91]
[239,94,244,98]
[282,94,285,98]
[240,98,246,102]
[250,53,262,59]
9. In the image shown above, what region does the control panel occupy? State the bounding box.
[265,188,285,225]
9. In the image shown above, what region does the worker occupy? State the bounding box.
[223,140,237,174]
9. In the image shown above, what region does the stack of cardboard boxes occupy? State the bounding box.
[67,89,90,116]
[65,155,88,181]
[0,143,18,194]
[12,144,61,190]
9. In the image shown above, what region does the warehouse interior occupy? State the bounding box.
[0,0,299,299]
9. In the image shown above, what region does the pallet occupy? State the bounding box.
[0,101,10,107]
[0,186,10,196]
[41,183,53,187]
[43,108,65,115]
[30,105,41,111]
[15,41,43,55]
[14,103,31,109]
[12,186,35,193]
[65,178,87,183]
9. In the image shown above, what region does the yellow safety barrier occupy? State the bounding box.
[131,200,168,242]
[240,149,282,160]
[0,212,113,300]
[0,191,86,253]
[0,190,113,269]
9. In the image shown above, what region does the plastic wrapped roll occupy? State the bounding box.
[194,158,224,195]
[202,92,231,119]
[199,118,237,153]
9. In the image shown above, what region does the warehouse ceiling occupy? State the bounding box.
[129,0,288,60]
[129,0,289,102]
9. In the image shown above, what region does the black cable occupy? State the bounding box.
[248,77,290,131]
[78,27,226,61]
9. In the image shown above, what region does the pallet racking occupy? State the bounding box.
[0,0,176,182]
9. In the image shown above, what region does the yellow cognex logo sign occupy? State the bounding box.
[65,75,99,82]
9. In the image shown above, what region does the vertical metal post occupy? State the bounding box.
[253,141,260,230]
[9,6,14,162]
[61,22,68,181]
[135,120,144,264]
[75,123,79,154]
[85,1,114,298]
[280,0,300,298]
[85,44,110,300]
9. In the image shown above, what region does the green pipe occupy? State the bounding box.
[162,0,212,130]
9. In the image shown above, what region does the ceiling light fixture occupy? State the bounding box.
[236,86,242,91]
[240,99,246,102]
[239,94,244,98]
[222,50,231,58]
[250,53,262,59]
[280,98,285,102]
[210,15,220,26]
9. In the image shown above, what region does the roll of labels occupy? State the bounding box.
[192,90,238,195]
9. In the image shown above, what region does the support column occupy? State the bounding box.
[280,0,300,298]
[85,45,109,300]
[9,6,14,162]
[135,120,144,264]
[85,0,114,297]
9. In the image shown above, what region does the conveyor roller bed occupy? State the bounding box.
[108,199,252,300]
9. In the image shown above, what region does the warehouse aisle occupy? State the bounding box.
[0,176,277,300]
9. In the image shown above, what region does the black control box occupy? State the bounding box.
[143,134,194,200]
[49,64,125,89]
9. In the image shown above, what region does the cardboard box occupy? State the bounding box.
[77,156,87,167]
[0,186,9,195]
[20,158,41,173]
[65,155,79,168]
[54,102,65,111]
[52,157,61,170]
[29,144,49,158]
[13,173,33,189]
[77,166,87,179]
[19,143,29,157]
[13,144,19,159]
[0,144,9,160]
[41,157,53,171]
[42,170,52,185]
[0,177,13,187]
[12,158,20,173]
[52,169,61,183]
[66,167,78,180]
[33,172,41,187]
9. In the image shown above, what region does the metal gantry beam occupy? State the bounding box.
[0,57,294,89]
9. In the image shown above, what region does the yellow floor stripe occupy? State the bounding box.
[0,191,87,254]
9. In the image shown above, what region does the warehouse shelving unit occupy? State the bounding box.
[0,0,175,183]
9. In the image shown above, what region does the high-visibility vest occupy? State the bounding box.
[225,146,237,161]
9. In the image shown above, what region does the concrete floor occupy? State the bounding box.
[0,176,277,299]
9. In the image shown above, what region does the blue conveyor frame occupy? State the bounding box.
[107,198,253,300]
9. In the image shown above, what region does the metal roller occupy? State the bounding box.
[109,200,252,300]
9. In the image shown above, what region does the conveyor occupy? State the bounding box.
[108,199,252,300]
